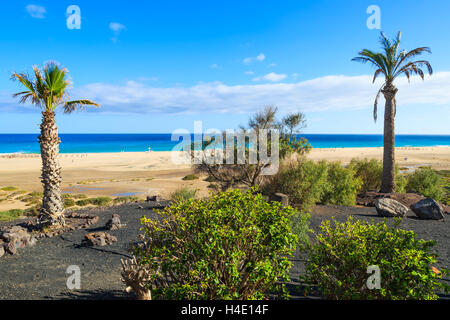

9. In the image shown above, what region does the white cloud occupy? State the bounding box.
[253,72,288,82]
[3,72,450,116]
[245,71,254,75]
[26,4,46,19]
[109,22,126,42]
[256,53,266,61]
[243,53,265,64]
[210,64,220,69]
[109,22,126,33]
[268,63,277,67]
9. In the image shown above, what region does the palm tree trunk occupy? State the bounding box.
[38,111,65,227]
[380,84,398,193]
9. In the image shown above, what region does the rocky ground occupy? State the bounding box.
[0,202,448,300]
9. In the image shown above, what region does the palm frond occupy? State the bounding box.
[63,99,100,114]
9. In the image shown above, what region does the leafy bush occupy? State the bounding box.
[321,162,362,206]
[406,167,445,201]
[0,209,24,222]
[88,197,113,206]
[133,188,298,299]
[302,217,449,300]
[348,158,383,192]
[348,158,408,193]
[64,198,76,207]
[113,196,139,204]
[263,160,328,212]
[75,199,90,206]
[182,174,199,181]
[170,187,197,202]
[1,186,18,192]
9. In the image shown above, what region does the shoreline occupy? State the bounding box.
[1,145,449,155]
[1,146,449,212]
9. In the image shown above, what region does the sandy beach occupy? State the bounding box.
[0,147,449,211]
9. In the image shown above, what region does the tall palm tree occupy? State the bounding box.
[352,31,432,193]
[11,62,99,228]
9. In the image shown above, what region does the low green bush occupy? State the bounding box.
[1,186,18,192]
[182,174,199,181]
[263,160,328,212]
[88,197,113,206]
[0,209,24,222]
[64,198,76,207]
[170,187,197,202]
[406,167,445,201]
[321,162,362,206]
[134,188,299,299]
[113,196,139,204]
[348,158,408,193]
[75,199,90,206]
[348,158,383,192]
[302,217,449,300]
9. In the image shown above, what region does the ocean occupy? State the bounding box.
[0,134,449,154]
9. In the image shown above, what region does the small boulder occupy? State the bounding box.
[0,241,4,258]
[82,232,117,247]
[411,198,445,220]
[146,195,162,202]
[375,198,409,217]
[105,214,124,230]
[4,241,17,255]
[269,193,289,206]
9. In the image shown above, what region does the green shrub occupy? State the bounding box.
[0,209,24,222]
[321,162,362,206]
[348,158,383,192]
[182,174,199,181]
[0,186,18,192]
[263,160,328,212]
[64,198,76,208]
[88,197,113,206]
[204,176,217,182]
[134,188,298,299]
[348,158,408,193]
[170,187,197,202]
[75,199,90,206]
[406,167,445,201]
[74,194,88,199]
[435,170,450,205]
[113,196,139,204]
[302,217,449,300]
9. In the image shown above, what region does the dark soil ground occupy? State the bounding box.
[0,203,448,300]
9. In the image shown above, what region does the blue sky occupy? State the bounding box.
[0,0,449,134]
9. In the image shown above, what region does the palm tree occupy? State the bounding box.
[352,31,432,193]
[11,62,99,228]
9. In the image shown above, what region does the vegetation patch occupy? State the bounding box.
[1,186,18,192]
[182,174,199,181]
[132,188,299,299]
[0,209,24,222]
[302,217,449,300]
[170,187,197,202]
[406,167,445,202]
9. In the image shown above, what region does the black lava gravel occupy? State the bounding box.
[0,203,448,300]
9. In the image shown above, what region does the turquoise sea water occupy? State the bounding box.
[0,134,449,154]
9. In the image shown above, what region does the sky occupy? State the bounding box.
[0,0,449,134]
